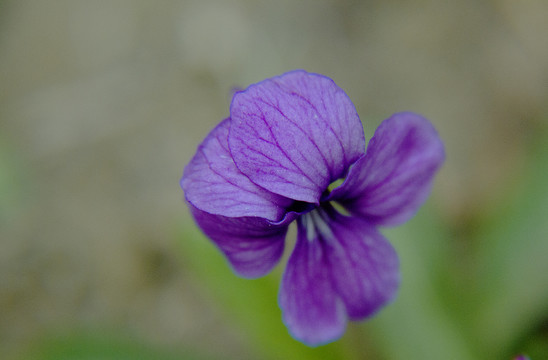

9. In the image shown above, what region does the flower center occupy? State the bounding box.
[287,200,314,214]
[300,203,339,243]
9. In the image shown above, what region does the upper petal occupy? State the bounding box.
[181,118,293,221]
[329,112,445,226]
[228,70,365,204]
[190,204,296,279]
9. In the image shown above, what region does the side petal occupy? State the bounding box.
[190,204,294,279]
[329,112,445,226]
[279,216,346,346]
[325,209,400,320]
[229,70,365,204]
[181,118,292,222]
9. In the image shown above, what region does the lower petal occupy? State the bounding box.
[278,217,346,346]
[326,211,400,320]
[278,205,399,345]
[190,205,293,279]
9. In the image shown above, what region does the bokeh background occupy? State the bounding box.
[1,1,547,359]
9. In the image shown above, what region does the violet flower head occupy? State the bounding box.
[181,70,445,346]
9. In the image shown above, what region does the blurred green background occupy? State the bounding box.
[1,1,547,359]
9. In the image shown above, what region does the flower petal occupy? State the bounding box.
[189,204,296,278]
[329,112,445,226]
[325,209,400,320]
[279,206,399,345]
[181,118,293,221]
[279,215,346,346]
[229,70,365,204]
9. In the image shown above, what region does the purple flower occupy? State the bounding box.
[513,355,531,360]
[181,70,444,346]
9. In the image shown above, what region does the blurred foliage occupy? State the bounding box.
[0,137,23,226]
[22,332,218,360]
[479,122,548,360]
